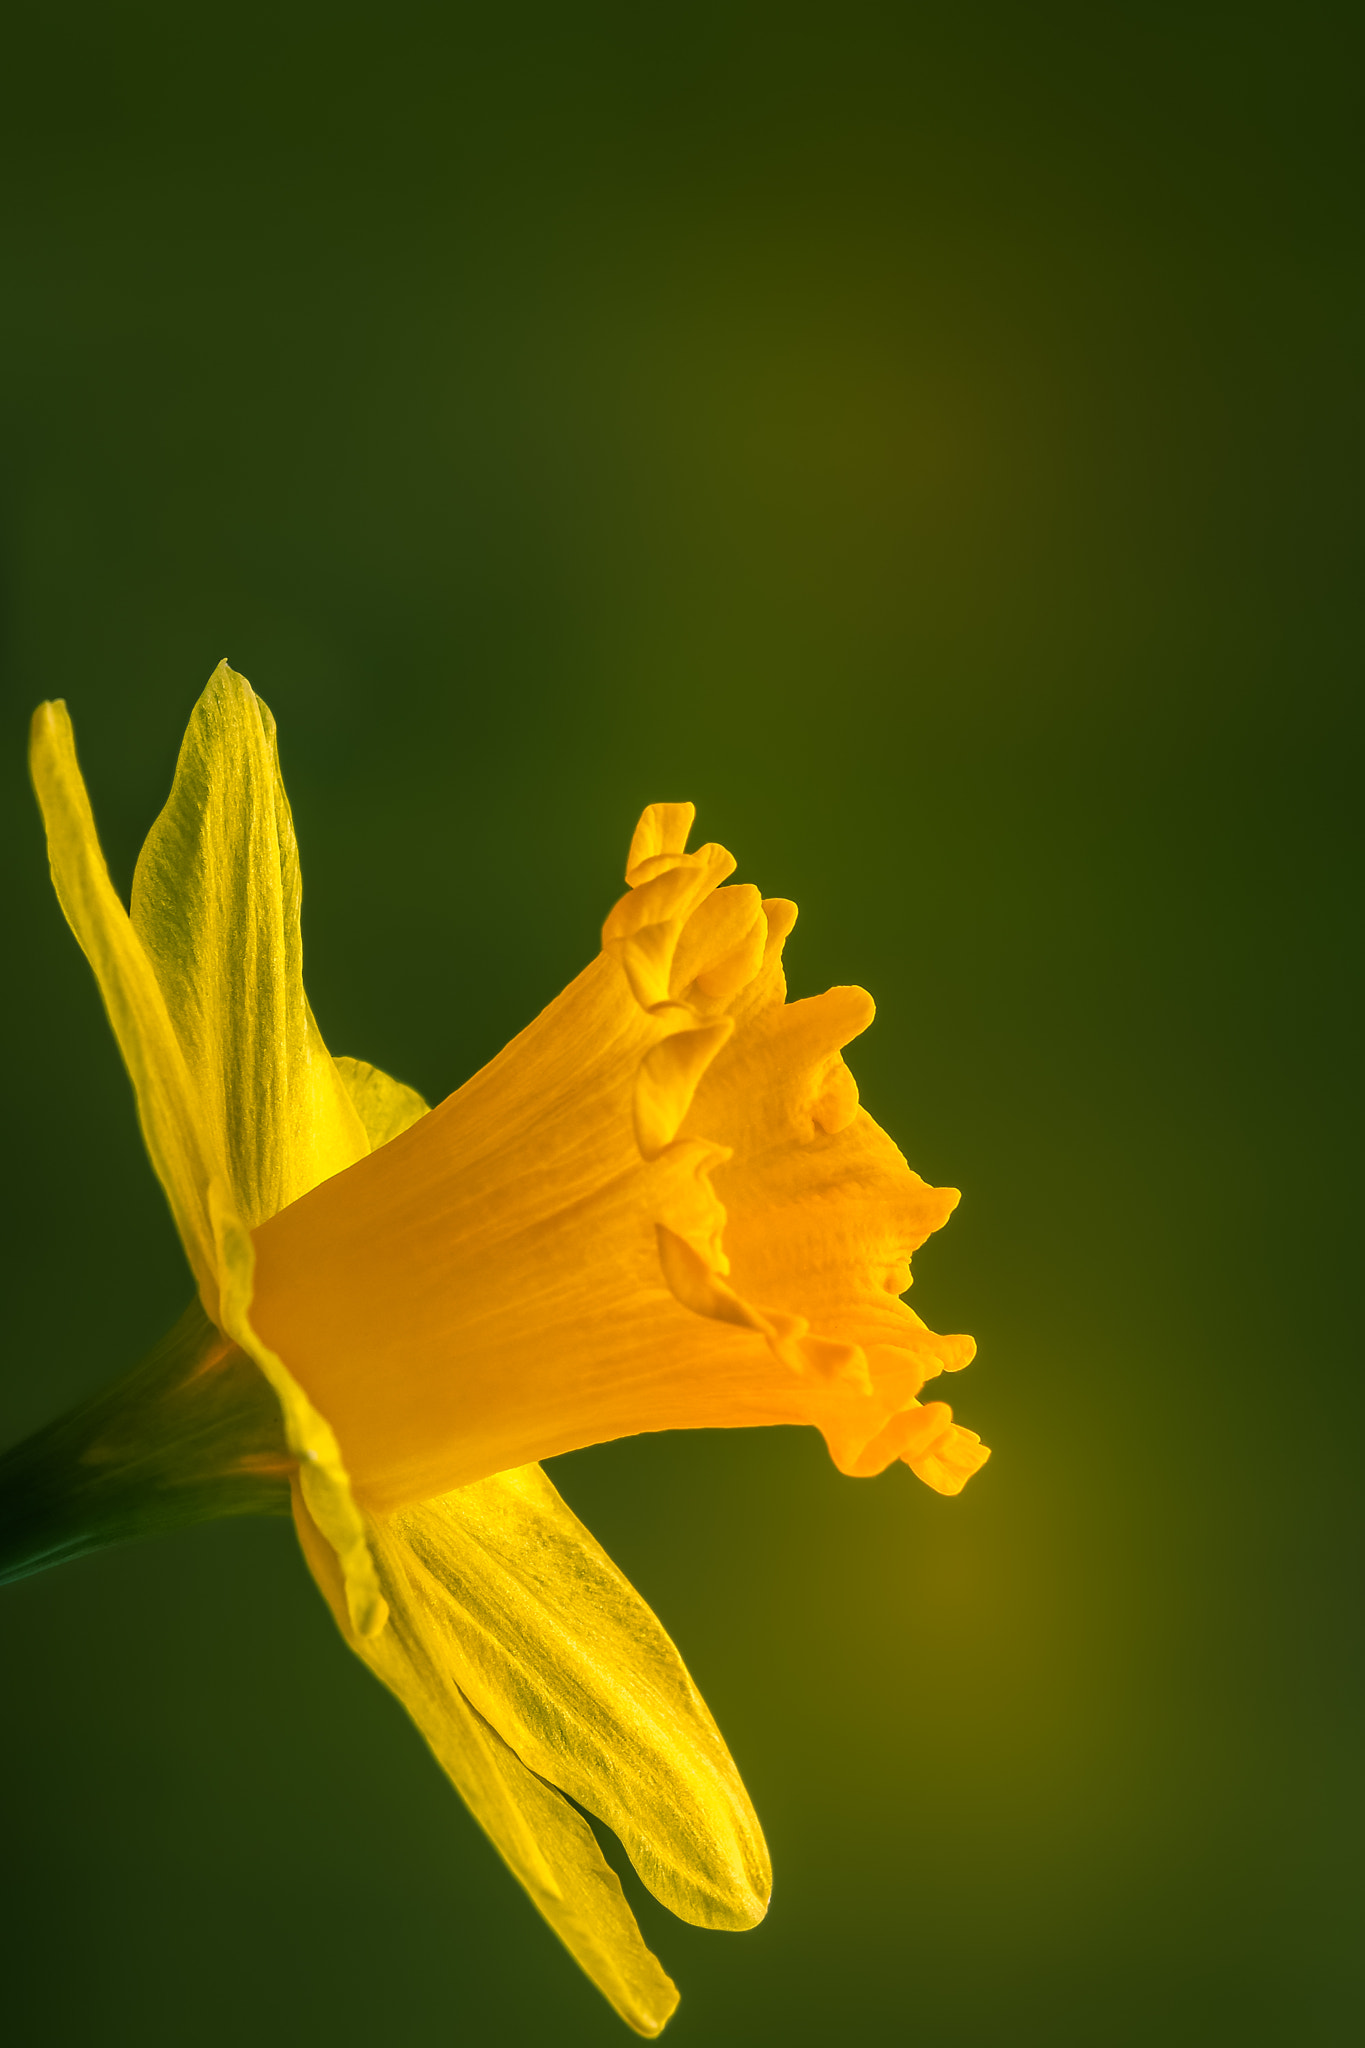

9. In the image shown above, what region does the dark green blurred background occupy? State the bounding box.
[2,4,1359,2043]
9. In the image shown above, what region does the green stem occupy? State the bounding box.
[0,1299,293,1585]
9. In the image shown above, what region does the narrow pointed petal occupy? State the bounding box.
[130,661,369,1226]
[29,701,222,1313]
[294,1489,681,2037]
[378,1464,770,1930]
[31,686,385,1633]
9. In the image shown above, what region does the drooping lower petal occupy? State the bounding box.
[373,1463,769,1930]
[293,1483,681,2038]
[291,1066,766,2018]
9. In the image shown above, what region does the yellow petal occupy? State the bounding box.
[210,1182,387,1638]
[32,679,388,1631]
[625,801,696,883]
[29,700,222,1314]
[130,661,369,1226]
[293,1486,681,2037]
[250,803,984,1507]
[378,1464,769,1930]
[334,1055,430,1150]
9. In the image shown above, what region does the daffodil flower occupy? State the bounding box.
[3,664,986,2034]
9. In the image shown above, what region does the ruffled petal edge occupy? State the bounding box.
[602,803,986,1489]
